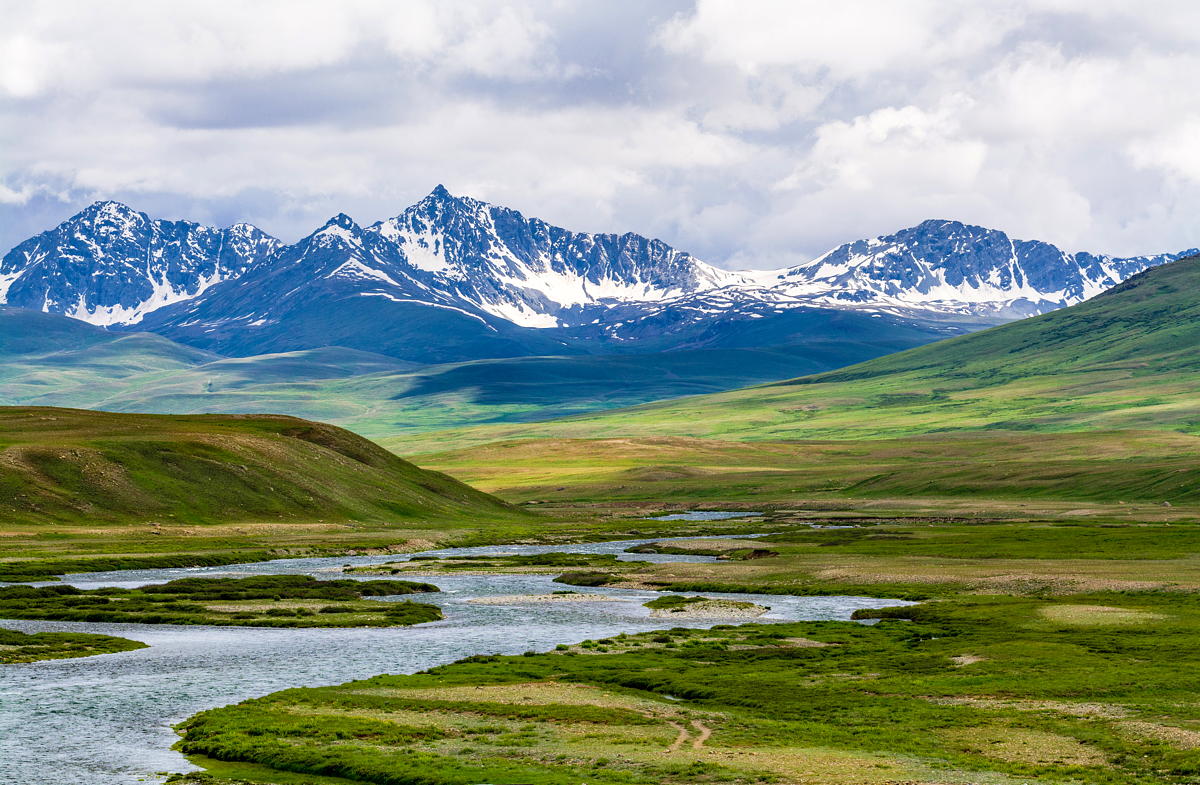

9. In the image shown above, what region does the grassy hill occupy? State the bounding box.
[0,407,515,526]
[0,406,532,581]
[388,255,1200,508]
[387,253,1200,454]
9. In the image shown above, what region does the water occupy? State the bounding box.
[0,534,904,785]
[649,511,760,521]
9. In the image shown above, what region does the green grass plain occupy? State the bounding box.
[171,522,1200,785]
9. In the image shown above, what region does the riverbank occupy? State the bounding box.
[174,588,1200,785]
[0,506,777,583]
[0,544,894,785]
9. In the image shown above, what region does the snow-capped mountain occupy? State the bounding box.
[2,189,1193,362]
[368,185,752,328]
[759,219,1192,319]
[136,211,577,362]
[0,201,280,326]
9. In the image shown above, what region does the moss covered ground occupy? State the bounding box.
[0,626,147,663]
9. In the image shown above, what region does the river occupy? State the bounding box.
[0,532,905,785]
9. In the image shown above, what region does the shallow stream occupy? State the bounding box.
[0,533,904,785]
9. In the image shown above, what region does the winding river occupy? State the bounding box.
[0,530,905,785]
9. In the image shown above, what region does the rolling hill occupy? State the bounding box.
[388,254,1200,508]
[0,407,516,526]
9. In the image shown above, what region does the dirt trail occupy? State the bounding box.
[665,721,689,752]
[663,718,712,752]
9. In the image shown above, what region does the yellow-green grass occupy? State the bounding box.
[379,370,1200,456]
[551,529,1200,600]
[411,431,1200,510]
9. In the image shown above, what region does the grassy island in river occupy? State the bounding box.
[0,627,147,664]
[0,575,443,628]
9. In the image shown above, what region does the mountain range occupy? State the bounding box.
[2,188,1195,437]
[4,187,1193,364]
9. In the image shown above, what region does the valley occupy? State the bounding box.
[9,7,1200,785]
[4,181,1200,785]
[7,511,1195,785]
[2,190,1188,437]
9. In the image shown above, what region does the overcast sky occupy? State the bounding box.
[2,0,1198,268]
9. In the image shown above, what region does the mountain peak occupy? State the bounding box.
[321,212,358,230]
[913,217,966,231]
[305,213,364,247]
[77,200,144,223]
[84,199,135,211]
[410,184,488,215]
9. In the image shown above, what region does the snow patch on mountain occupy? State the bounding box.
[0,201,281,326]
[366,186,754,328]
[2,191,1193,342]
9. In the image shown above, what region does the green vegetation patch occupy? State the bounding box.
[0,576,442,628]
[176,590,1200,785]
[0,406,520,528]
[0,626,147,664]
[642,594,711,610]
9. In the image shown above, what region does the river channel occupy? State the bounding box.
[0,529,906,784]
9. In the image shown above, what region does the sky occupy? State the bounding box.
[2,0,1199,269]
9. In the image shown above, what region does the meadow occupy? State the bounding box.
[166,511,1200,784]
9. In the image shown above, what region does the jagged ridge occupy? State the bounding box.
[1,189,1192,348]
[0,201,281,325]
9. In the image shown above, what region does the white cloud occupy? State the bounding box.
[1129,117,1200,183]
[657,0,1023,79]
[778,103,987,194]
[2,0,1199,265]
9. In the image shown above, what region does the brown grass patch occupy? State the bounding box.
[940,727,1107,766]
[1038,604,1167,626]
[1120,721,1200,749]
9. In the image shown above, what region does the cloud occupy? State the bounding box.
[1,0,1198,265]
[657,0,1022,80]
